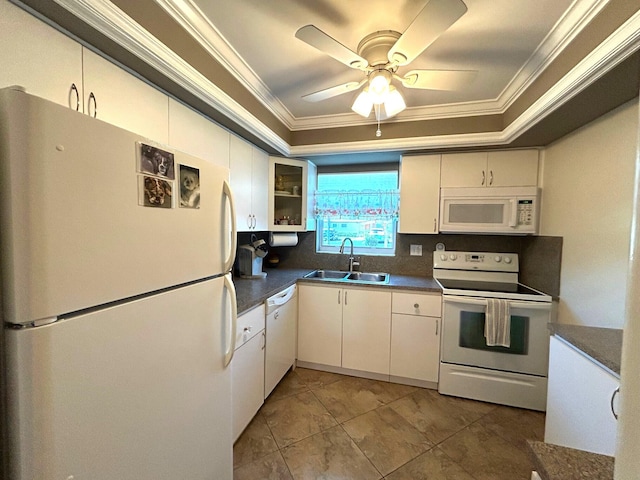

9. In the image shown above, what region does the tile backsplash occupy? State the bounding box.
[241,231,562,297]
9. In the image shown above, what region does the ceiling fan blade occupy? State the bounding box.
[302,80,366,102]
[295,25,369,70]
[388,0,467,66]
[399,69,477,91]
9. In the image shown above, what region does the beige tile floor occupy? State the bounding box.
[233,368,544,480]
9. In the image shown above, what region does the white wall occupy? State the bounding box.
[540,100,638,328]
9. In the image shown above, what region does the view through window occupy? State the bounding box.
[315,171,399,255]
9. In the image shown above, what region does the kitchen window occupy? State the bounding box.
[315,170,398,255]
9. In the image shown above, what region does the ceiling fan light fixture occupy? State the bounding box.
[384,86,406,118]
[352,88,373,117]
[368,69,392,104]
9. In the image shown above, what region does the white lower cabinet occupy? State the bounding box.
[342,288,392,375]
[390,291,442,384]
[231,305,265,442]
[297,284,344,367]
[544,335,619,456]
[299,283,403,378]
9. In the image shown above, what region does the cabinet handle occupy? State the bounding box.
[611,387,620,420]
[274,311,279,320]
[414,303,420,309]
[433,218,437,233]
[344,291,348,305]
[489,170,494,186]
[88,92,97,118]
[261,331,266,350]
[337,290,341,304]
[435,319,439,336]
[251,215,256,229]
[69,83,80,111]
[247,215,252,229]
[481,170,485,186]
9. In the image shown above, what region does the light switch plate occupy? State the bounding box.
[410,244,423,256]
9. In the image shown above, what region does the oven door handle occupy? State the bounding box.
[443,296,551,310]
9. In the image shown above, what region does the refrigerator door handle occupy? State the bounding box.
[222,180,238,273]
[223,273,237,367]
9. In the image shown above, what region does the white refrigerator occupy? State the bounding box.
[0,86,238,479]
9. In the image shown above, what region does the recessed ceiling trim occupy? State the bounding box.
[50,0,291,156]
[494,0,609,113]
[46,0,638,158]
[291,10,640,157]
[153,0,297,128]
[153,0,609,131]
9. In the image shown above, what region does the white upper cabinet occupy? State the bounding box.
[399,154,441,234]
[168,98,229,168]
[0,1,83,108]
[441,149,539,188]
[230,135,268,231]
[82,48,169,143]
[269,157,309,232]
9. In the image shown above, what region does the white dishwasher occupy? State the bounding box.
[264,284,297,398]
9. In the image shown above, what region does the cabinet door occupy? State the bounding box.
[251,148,269,231]
[82,48,169,143]
[440,152,487,187]
[390,314,439,382]
[544,336,619,456]
[229,135,254,231]
[269,157,308,231]
[0,1,83,109]
[297,284,343,367]
[399,155,441,234]
[342,288,392,375]
[168,98,229,168]
[487,150,539,187]
[232,331,265,442]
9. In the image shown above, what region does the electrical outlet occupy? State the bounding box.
[410,244,423,256]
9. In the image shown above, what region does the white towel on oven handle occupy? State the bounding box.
[485,299,511,347]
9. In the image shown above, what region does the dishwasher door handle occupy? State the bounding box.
[266,284,296,308]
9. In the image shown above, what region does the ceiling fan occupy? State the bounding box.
[295,0,477,136]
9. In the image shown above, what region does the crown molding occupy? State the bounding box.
[153,0,610,131]
[290,9,640,157]
[50,0,291,156]
[47,0,639,158]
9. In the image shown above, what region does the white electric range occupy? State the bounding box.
[434,251,552,411]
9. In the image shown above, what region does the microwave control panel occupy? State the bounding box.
[517,199,534,225]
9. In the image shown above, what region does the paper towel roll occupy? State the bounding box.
[269,232,298,247]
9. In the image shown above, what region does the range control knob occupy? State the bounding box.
[494,256,502,263]
[440,254,447,261]
[449,254,458,261]
[504,256,512,264]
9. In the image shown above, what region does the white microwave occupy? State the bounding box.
[439,187,540,234]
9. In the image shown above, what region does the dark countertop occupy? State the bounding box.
[548,323,623,377]
[527,441,614,480]
[234,268,442,315]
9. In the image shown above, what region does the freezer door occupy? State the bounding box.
[5,277,233,480]
[0,88,235,325]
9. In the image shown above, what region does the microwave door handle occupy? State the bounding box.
[508,199,518,227]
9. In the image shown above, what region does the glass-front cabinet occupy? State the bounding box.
[269,157,311,232]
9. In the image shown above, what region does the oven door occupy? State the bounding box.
[441,295,550,376]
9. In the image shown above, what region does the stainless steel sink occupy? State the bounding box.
[303,270,389,284]
[304,269,350,280]
[346,272,389,283]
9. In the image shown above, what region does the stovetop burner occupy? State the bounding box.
[435,278,545,296]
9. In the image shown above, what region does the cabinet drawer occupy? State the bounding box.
[236,304,265,349]
[392,292,441,316]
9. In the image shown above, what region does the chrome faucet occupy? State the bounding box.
[339,237,360,272]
